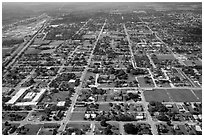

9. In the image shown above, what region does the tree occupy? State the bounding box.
[29,77,35,84]
[75,79,80,86]
[9,126,17,134]
[2,96,11,102]
[103,127,113,135]
[91,87,97,94]
[124,123,138,134]
[103,94,107,101]
[25,106,32,111]
[167,121,172,126]
[148,107,156,114]
[149,101,156,106]
[12,105,20,111]
[100,119,108,127]
[157,114,169,121]
[52,128,58,135]
[109,103,113,107]
[4,121,10,126]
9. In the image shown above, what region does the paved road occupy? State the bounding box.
[146,53,156,69]
[176,68,197,87]
[82,85,201,90]
[5,20,49,71]
[147,68,158,88]
[140,89,158,135]
[57,19,107,134]
[123,24,136,68]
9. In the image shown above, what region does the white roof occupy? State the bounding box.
[193,115,198,119]
[51,25,59,27]
[85,114,90,118]
[15,102,37,106]
[88,96,95,101]
[57,101,65,106]
[69,79,76,83]
[198,114,202,119]
[89,85,97,88]
[127,90,138,93]
[136,115,144,119]
[91,114,96,118]
[24,92,36,100]
[6,88,28,104]
[195,125,202,132]
[166,104,173,108]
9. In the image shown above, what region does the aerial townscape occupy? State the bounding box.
[2,2,202,135]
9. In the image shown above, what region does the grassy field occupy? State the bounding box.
[144,88,201,102]
[42,91,71,102]
[137,76,154,88]
[166,89,200,102]
[66,122,91,129]
[66,122,91,134]
[192,90,202,101]
[73,107,87,112]
[2,48,13,57]
[99,103,110,111]
[144,89,170,102]
[70,112,85,121]
[18,124,43,135]
[38,128,54,135]
[38,123,60,135]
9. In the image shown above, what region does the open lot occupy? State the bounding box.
[73,107,87,112]
[144,88,201,102]
[38,128,54,135]
[98,103,110,111]
[64,122,91,135]
[137,76,154,87]
[166,89,200,102]
[41,91,72,102]
[144,89,170,102]
[38,123,60,135]
[18,124,43,135]
[192,90,202,101]
[70,112,85,121]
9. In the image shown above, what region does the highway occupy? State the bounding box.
[4,20,49,71]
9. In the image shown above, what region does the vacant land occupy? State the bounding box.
[144,89,170,102]
[42,91,71,102]
[70,112,85,121]
[18,124,43,135]
[137,76,154,88]
[144,89,201,102]
[192,90,202,101]
[166,89,200,102]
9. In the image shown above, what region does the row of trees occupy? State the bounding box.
[124,123,152,135]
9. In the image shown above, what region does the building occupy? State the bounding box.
[57,101,65,107]
[6,88,29,105]
[9,88,47,106]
